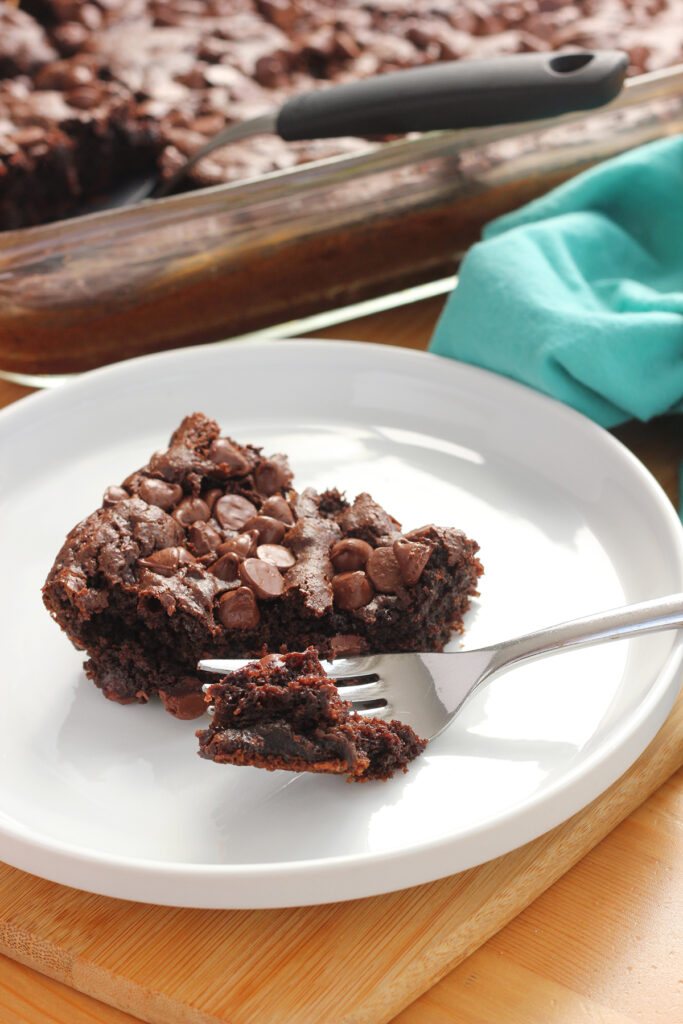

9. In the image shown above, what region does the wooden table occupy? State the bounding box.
[0,297,681,1024]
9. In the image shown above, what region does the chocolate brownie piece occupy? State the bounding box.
[0,67,157,229]
[197,648,427,780]
[43,412,483,719]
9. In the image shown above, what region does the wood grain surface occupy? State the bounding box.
[0,300,680,1024]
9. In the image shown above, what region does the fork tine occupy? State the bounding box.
[350,702,392,720]
[328,669,380,682]
[334,681,387,702]
[197,657,379,682]
[202,678,386,698]
[198,652,408,726]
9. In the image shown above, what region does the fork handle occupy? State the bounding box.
[482,593,683,681]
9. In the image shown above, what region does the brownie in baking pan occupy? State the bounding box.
[43,412,483,719]
[0,73,157,230]
[2,0,683,229]
[197,648,427,780]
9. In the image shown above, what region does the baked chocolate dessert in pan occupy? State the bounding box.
[43,412,483,720]
[2,0,682,229]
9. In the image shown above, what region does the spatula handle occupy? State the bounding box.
[276,50,628,141]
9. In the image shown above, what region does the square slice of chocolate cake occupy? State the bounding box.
[197,649,427,781]
[43,412,483,719]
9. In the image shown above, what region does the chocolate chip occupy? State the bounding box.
[138,546,196,577]
[214,494,258,530]
[239,557,284,599]
[254,52,289,87]
[138,478,183,511]
[366,546,403,594]
[102,485,129,507]
[335,30,361,60]
[122,470,140,491]
[79,3,103,30]
[210,552,241,581]
[203,488,223,511]
[261,495,294,525]
[330,537,374,573]
[216,530,259,559]
[208,439,250,476]
[257,0,298,32]
[254,458,288,497]
[244,515,286,544]
[158,686,207,721]
[332,571,374,610]
[53,22,89,54]
[257,543,296,569]
[173,496,211,526]
[393,538,432,586]
[35,61,93,91]
[66,84,106,110]
[217,587,260,629]
[187,521,222,555]
[197,552,218,567]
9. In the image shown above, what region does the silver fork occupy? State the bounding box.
[198,593,683,740]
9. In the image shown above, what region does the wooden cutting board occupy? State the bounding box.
[0,687,680,1024]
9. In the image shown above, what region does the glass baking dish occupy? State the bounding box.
[0,63,681,378]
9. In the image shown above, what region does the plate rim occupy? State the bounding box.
[1,337,681,907]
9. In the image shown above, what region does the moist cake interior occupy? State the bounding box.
[197,648,427,781]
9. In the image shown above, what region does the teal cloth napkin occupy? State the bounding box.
[430,134,683,429]
[430,133,683,518]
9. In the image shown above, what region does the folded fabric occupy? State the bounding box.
[429,133,683,430]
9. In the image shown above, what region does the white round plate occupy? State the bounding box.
[1,340,681,908]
